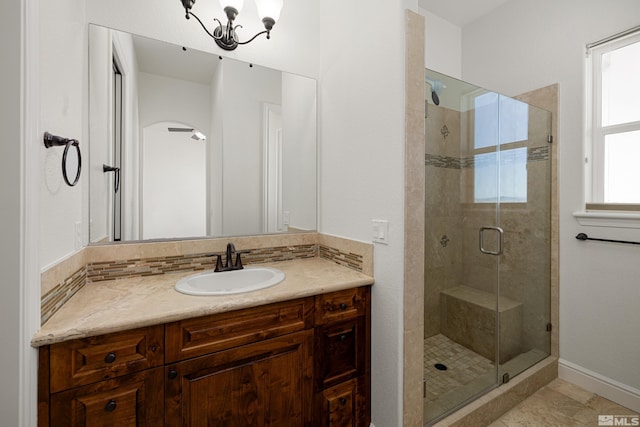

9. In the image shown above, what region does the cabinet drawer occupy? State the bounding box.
[315,317,366,390]
[50,367,164,426]
[50,326,164,393]
[315,377,368,427]
[315,288,367,325]
[165,297,314,362]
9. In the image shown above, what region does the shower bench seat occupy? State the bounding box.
[440,285,522,363]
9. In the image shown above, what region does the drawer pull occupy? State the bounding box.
[339,397,347,405]
[104,399,117,412]
[339,334,347,342]
[168,369,178,379]
[339,303,347,310]
[104,352,117,364]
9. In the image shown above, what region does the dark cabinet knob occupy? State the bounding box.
[339,303,347,310]
[168,369,178,379]
[104,399,117,412]
[104,352,116,364]
[339,397,347,405]
[339,334,347,342]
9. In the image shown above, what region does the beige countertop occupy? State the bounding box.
[32,258,374,348]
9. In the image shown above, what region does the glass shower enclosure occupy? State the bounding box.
[423,69,552,424]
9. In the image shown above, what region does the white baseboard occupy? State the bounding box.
[559,358,640,413]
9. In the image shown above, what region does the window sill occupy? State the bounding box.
[573,210,640,229]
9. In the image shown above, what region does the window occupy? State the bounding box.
[473,92,529,203]
[587,30,640,206]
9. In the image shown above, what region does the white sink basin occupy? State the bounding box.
[175,267,285,296]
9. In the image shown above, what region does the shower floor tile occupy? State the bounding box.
[424,334,495,403]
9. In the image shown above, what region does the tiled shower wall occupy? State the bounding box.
[424,104,464,338]
[424,100,552,355]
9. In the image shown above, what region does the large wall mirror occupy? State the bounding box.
[88,24,317,244]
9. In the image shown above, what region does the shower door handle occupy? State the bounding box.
[479,226,504,256]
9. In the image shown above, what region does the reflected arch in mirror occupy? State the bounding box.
[141,122,208,240]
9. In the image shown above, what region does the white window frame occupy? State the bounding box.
[585,30,640,207]
[577,29,640,228]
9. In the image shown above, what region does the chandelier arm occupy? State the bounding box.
[186,11,219,40]
[236,29,270,45]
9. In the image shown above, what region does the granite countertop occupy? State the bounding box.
[31,258,374,347]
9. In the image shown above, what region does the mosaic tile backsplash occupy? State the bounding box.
[41,239,367,326]
[86,244,318,283]
[41,266,86,325]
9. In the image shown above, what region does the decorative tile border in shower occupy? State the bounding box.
[41,266,86,326]
[528,145,549,161]
[425,153,462,169]
[426,146,550,169]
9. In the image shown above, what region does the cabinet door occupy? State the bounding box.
[315,377,368,427]
[315,317,366,390]
[49,367,163,427]
[166,330,313,426]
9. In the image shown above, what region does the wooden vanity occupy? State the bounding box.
[36,260,372,427]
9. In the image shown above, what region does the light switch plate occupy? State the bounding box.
[372,219,389,244]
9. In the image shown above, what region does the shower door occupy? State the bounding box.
[424,69,552,425]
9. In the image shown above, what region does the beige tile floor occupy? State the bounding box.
[488,378,639,427]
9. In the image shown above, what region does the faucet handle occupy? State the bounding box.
[214,254,225,272]
[233,250,251,270]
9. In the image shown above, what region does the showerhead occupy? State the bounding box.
[431,90,440,106]
[426,78,446,106]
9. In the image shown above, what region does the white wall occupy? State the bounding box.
[39,0,87,268]
[113,31,141,242]
[462,0,640,407]
[142,123,207,239]
[138,72,211,131]
[221,60,281,236]
[319,1,407,425]
[210,65,224,236]
[419,8,462,79]
[282,73,317,231]
[137,72,211,239]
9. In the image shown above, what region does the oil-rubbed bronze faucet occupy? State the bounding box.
[214,243,249,272]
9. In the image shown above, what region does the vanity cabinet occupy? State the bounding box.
[38,287,371,426]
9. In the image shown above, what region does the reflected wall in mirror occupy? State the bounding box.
[88,24,317,244]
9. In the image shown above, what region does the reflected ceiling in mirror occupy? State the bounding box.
[88,24,317,244]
